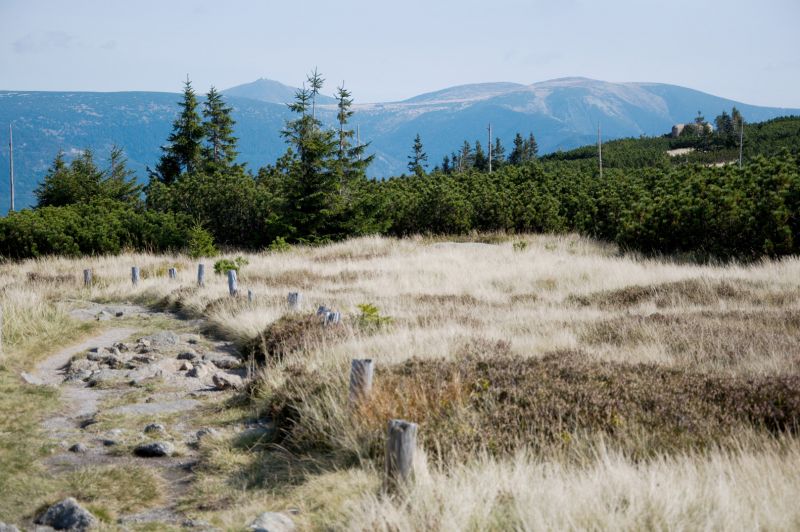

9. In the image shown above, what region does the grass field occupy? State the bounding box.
[1,234,799,529]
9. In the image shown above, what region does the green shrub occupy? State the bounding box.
[187,223,218,258]
[512,240,528,252]
[268,236,292,253]
[213,256,249,275]
[356,303,393,329]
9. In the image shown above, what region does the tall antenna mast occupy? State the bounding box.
[597,122,603,179]
[9,124,14,213]
[738,119,744,168]
[487,123,492,173]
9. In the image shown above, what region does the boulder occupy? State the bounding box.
[133,441,175,457]
[187,361,215,380]
[35,497,97,530]
[177,350,198,360]
[144,423,166,435]
[69,443,88,453]
[248,512,295,532]
[212,373,244,390]
[141,331,180,348]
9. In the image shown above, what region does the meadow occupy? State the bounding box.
[1,233,799,530]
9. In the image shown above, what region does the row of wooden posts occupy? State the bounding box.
[80,265,416,489]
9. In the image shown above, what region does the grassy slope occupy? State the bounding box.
[1,234,799,529]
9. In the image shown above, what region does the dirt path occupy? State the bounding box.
[26,307,248,528]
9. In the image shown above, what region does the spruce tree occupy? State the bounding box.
[525,132,539,160]
[407,134,428,176]
[492,137,506,170]
[509,133,525,165]
[202,86,238,171]
[458,140,474,171]
[474,140,488,172]
[153,78,204,184]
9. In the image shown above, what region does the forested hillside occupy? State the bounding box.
[1,73,799,262]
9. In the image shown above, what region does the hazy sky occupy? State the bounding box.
[1,0,799,106]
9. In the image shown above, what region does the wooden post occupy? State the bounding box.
[349,359,374,402]
[227,270,238,297]
[197,264,205,287]
[247,289,254,303]
[131,266,140,286]
[168,268,177,280]
[83,268,92,287]
[385,419,418,492]
[288,292,302,310]
[325,311,341,326]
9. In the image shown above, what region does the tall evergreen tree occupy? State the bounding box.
[441,154,451,174]
[509,133,525,165]
[492,137,506,170]
[407,133,428,176]
[308,68,324,121]
[458,140,474,171]
[525,133,539,160]
[153,78,204,184]
[474,140,488,172]
[202,86,238,171]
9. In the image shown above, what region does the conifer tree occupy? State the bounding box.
[441,154,451,174]
[308,68,324,120]
[492,137,506,169]
[474,140,488,172]
[458,140,474,171]
[525,132,539,160]
[509,133,525,165]
[202,86,238,171]
[407,133,428,176]
[153,78,204,184]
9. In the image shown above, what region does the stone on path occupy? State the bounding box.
[134,441,175,457]
[69,443,88,453]
[248,512,295,532]
[0,522,21,532]
[212,373,243,390]
[144,423,166,435]
[35,497,97,531]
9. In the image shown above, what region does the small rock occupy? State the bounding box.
[183,334,202,345]
[179,361,192,371]
[96,311,112,321]
[204,353,241,369]
[101,439,117,447]
[113,342,130,352]
[69,443,88,453]
[133,354,158,364]
[115,311,124,317]
[248,512,295,532]
[20,372,45,385]
[144,423,166,435]
[187,361,214,379]
[134,441,175,457]
[142,331,180,348]
[195,427,219,441]
[36,497,97,531]
[177,350,198,360]
[212,373,244,390]
[0,521,21,532]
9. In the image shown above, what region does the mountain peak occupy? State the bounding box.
[223,78,335,105]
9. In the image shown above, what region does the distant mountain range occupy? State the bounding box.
[1,77,799,211]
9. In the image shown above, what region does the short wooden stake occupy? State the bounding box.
[385,419,418,492]
[349,359,374,402]
[227,270,238,297]
[325,311,341,326]
[83,268,92,287]
[131,266,140,286]
[288,292,302,310]
[168,268,177,280]
[197,264,205,287]
[247,289,254,303]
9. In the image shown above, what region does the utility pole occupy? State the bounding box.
[8,124,14,213]
[597,122,603,179]
[738,119,744,168]
[487,123,492,173]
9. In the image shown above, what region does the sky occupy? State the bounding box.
[1,0,799,107]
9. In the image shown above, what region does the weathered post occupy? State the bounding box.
[197,264,205,287]
[385,419,418,492]
[83,268,92,287]
[168,268,177,280]
[247,289,254,303]
[227,270,238,297]
[325,311,341,326]
[131,266,140,286]
[349,359,374,403]
[288,292,302,310]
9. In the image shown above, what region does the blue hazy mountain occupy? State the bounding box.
[1,77,798,211]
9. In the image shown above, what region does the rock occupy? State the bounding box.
[69,443,88,453]
[87,369,120,386]
[96,310,112,321]
[204,353,241,369]
[115,311,124,317]
[183,334,202,345]
[133,354,158,364]
[212,373,244,390]
[134,441,174,457]
[179,361,192,371]
[195,427,219,441]
[20,372,45,385]
[101,439,117,447]
[0,521,21,532]
[248,512,295,532]
[177,350,198,360]
[68,358,101,373]
[181,518,218,530]
[113,342,130,352]
[144,423,166,435]
[35,497,97,531]
[187,361,214,379]
[141,331,180,348]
